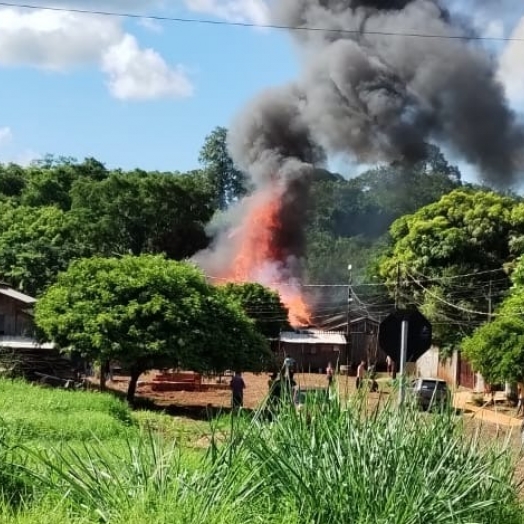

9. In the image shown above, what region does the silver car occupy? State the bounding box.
[410,378,450,410]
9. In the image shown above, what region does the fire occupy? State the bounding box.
[217,186,311,327]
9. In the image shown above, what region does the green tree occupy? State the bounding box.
[220,283,289,338]
[462,257,524,384]
[70,171,215,258]
[199,126,246,209]
[21,157,109,210]
[0,204,88,295]
[35,255,270,403]
[378,189,524,349]
[0,163,27,198]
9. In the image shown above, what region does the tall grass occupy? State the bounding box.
[229,396,522,523]
[10,389,522,524]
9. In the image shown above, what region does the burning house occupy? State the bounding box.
[193,0,524,329]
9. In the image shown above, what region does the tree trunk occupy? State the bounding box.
[100,360,109,392]
[127,368,142,405]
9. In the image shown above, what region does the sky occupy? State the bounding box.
[0,0,523,178]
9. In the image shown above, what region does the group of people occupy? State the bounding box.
[229,357,386,411]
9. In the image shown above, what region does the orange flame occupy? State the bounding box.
[217,186,311,327]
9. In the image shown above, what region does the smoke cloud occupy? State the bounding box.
[194,0,524,319]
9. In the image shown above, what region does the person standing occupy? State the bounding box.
[386,355,394,377]
[356,361,366,390]
[516,385,524,417]
[326,362,334,388]
[230,371,246,410]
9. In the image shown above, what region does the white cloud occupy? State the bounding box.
[0,5,193,100]
[0,127,13,147]
[498,17,524,106]
[183,0,269,24]
[101,34,193,100]
[0,7,121,70]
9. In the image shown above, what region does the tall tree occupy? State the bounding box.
[378,189,524,349]
[199,126,246,210]
[35,255,271,403]
[70,171,215,258]
[462,256,524,385]
[0,204,88,295]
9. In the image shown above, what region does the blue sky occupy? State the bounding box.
[0,1,300,172]
[0,0,522,178]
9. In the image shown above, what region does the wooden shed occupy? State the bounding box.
[278,329,347,373]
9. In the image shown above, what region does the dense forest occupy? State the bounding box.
[2,126,524,387]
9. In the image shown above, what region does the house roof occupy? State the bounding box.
[0,337,54,350]
[280,330,347,345]
[0,287,36,305]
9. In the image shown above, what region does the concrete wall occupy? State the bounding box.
[416,347,485,390]
[416,346,440,378]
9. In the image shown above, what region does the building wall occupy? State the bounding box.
[350,319,386,369]
[0,294,34,337]
[416,346,440,377]
[281,342,346,373]
[416,347,484,390]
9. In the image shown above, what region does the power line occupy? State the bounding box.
[1,1,524,43]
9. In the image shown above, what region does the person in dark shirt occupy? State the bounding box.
[230,371,246,410]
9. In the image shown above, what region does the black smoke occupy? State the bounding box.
[195,0,523,287]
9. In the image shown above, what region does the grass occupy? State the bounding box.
[0,378,521,523]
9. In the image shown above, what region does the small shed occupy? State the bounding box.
[278,329,347,373]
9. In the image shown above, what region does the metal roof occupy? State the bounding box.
[0,337,54,350]
[280,330,347,345]
[0,287,36,305]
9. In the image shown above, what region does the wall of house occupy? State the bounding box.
[0,295,34,337]
[281,342,346,373]
[416,347,484,391]
[416,346,440,378]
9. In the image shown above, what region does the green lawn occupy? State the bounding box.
[0,378,521,524]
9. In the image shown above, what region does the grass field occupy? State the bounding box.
[0,378,522,523]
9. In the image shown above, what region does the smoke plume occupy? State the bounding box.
[194,0,524,325]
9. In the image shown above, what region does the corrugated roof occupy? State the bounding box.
[280,330,347,345]
[0,288,36,304]
[0,337,54,350]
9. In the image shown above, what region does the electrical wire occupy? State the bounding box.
[1,1,523,43]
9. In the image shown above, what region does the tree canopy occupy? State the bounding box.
[377,189,524,349]
[0,204,89,296]
[70,171,215,258]
[462,256,524,384]
[35,255,271,402]
[220,283,290,338]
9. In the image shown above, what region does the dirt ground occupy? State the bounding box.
[108,371,348,410]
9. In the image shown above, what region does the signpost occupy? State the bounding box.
[379,309,432,405]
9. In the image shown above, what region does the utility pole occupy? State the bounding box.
[346,264,353,374]
[394,262,401,310]
[488,279,493,321]
[399,319,409,406]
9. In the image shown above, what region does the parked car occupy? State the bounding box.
[409,378,450,410]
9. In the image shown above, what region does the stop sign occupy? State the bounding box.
[378,309,432,363]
